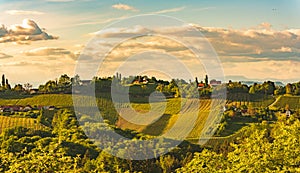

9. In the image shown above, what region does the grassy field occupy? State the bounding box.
[271,95,300,110]
[0,94,73,107]
[0,94,100,108]
[0,115,47,133]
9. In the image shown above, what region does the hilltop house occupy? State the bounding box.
[29,89,39,95]
[80,80,92,86]
[197,83,205,90]
[132,76,149,85]
[210,79,222,87]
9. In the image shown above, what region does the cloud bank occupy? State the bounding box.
[84,22,300,81]
[93,23,300,62]
[0,19,58,44]
[194,23,300,61]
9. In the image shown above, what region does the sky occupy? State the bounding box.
[0,0,300,87]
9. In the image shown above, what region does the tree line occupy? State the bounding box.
[2,73,300,100]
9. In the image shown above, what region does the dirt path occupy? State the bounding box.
[268,95,282,109]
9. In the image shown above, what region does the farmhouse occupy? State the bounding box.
[29,89,39,94]
[80,80,92,86]
[210,79,222,87]
[198,83,205,89]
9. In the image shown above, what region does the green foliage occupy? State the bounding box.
[178,120,300,172]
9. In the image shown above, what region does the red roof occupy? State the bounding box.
[198,83,205,87]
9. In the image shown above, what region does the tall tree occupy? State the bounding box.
[5,79,11,90]
[205,75,208,86]
[2,74,5,87]
[195,77,199,87]
[286,83,293,95]
[71,74,81,86]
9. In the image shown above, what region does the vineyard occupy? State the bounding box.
[116,99,224,140]
[0,94,73,107]
[226,97,275,108]
[271,95,300,110]
[0,116,46,133]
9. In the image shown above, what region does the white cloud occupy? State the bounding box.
[5,10,44,15]
[272,46,292,53]
[151,6,185,14]
[112,3,139,12]
[0,19,58,44]
[0,52,12,59]
[22,47,76,59]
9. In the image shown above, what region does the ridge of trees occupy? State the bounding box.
[1,73,300,99]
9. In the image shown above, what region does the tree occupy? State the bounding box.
[71,74,81,86]
[13,84,24,92]
[205,75,208,87]
[44,80,58,93]
[195,77,199,86]
[286,83,293,95]
[58,74,71,93]
[58,74,71,87]
[249,85,256,94]
[5,79,11,90]
[24,83,32,91]
[2,74,5,87]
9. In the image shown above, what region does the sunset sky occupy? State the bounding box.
[0,0,300,86]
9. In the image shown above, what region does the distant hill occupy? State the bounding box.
[225,75,285,86]
[240,81,285,87]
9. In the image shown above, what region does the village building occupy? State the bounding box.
[210,79,222,87]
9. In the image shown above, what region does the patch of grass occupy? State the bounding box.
[216,116,257,137]
[142,114,172,136]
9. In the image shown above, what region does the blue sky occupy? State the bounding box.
[0,0,300,86]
